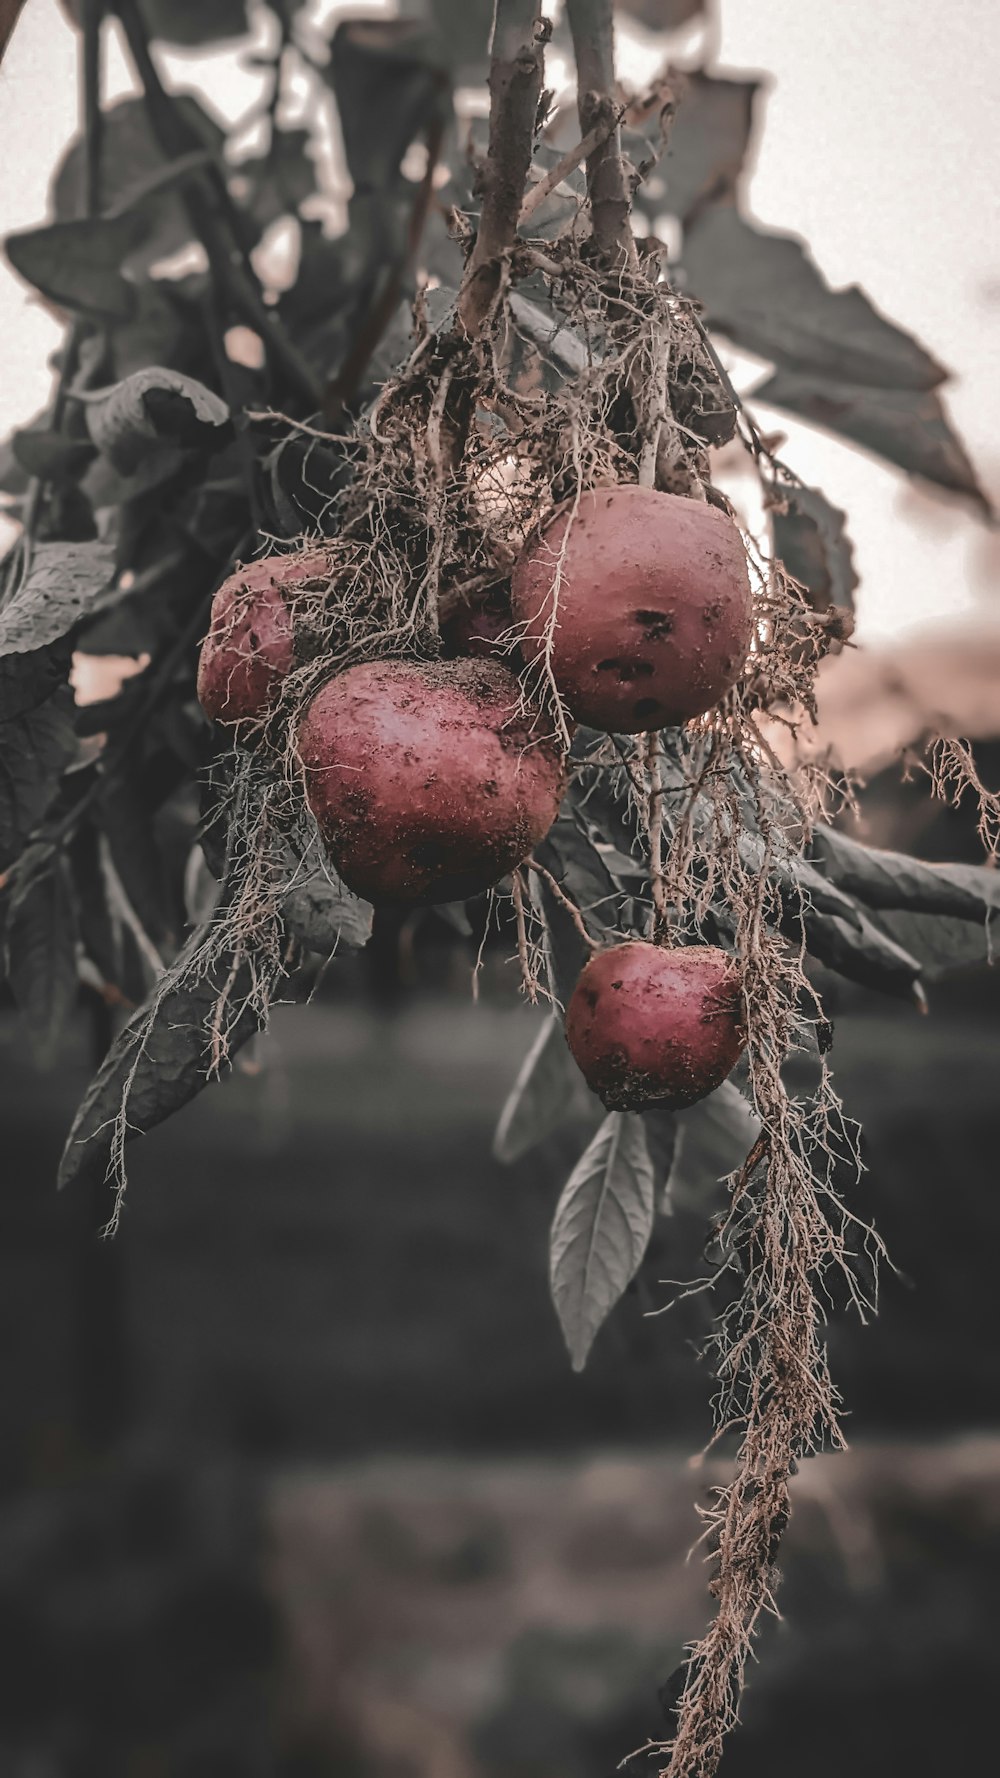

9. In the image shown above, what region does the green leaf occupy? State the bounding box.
[233,129,318,229]
[282,863,374,955]
[651,72,761,223]
[138,0,249,44]
[0,540,116,658]
[57,921,272,1192]
[53,95,226,273]
[535,805,623,938]
[683,207,946,391]
[812,826,1000,922]
[550,1110,656,1371]
[669,1079,760,1212]
[493,1013,582,1164]
[615,0,703,25]
[11,429,96,484]
[641,1107,679,1202]
[772,484,857,614]
[754,369,990,512]
[811,826,1000,976]
[328,17,451,195]
[399,0,495,81]
[5,214,145,322]
[81,367,229,481]
[0,688,77,871]
[865,909,997,979]
[799,904,924,1002]
[5,856,79,1068]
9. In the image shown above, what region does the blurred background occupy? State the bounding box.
[1,3,1000,1776]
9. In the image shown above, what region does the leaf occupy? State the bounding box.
[865,909,996,979]
[615,0,704,25]
[5,214,145,321]
[0,540,116,658]
[99,772,175,951]
[535,804,624,937]
[812,825,1000,922]
[798,904,924,1002]
[233,128,318,229]
[57,921,271,1192]
[493,1014,581,1164]
[5,857,79,1068]
[772,484,857,614]
[138,0,249,44]
[0,687,77,870]
[400,0,495,81]
[282,863,374,955]
[82,368,229,479]
[641,1108,679,1200]
[669,1079,760,1212]
[682,207,946,391]
[508,292,593,377]
[11,429,96,483]
[550,1111,656,1371]
[53,95,226,274]
[811,825,1000,976]
[651,72,761,223]
[328,17,451,196]
[754,369,990,511]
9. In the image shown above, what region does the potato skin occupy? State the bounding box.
[295,658,566,905]
[566,940,746,1111]
[511,485,753,732]
[197,549,330,726]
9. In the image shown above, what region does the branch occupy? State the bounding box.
[565,0,637,271]
[517,106,623,226]
[457,0,547,338]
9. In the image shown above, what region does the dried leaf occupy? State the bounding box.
[549,1110,656,1370]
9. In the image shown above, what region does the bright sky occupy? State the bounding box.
[0,0,997,644]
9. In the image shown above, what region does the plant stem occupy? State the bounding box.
[456,0,547,338]
[518,106,623,225]
[565,0,637,271]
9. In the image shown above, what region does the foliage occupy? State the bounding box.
[0,3,995,1777]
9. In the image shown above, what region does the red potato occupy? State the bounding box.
[566,940,746,1111]
[197,548,332,726]
[295,657,566,905]
[511,485,753,732]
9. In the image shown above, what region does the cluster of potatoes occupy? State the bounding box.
[197,486,753,1112]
